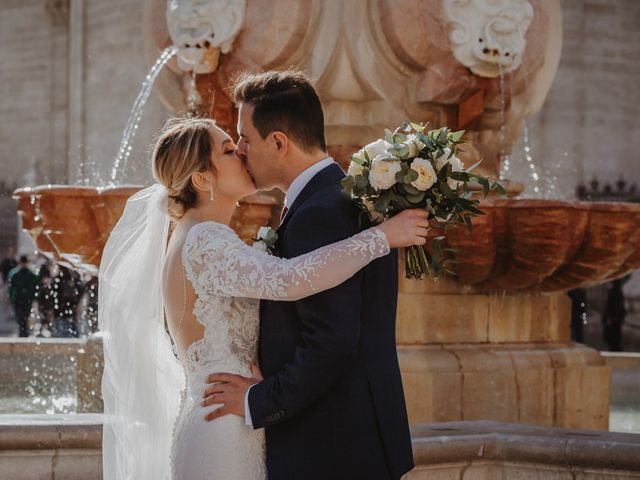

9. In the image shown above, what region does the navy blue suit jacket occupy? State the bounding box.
[248,163,414,480]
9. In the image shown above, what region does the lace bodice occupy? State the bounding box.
[178,220,389,390]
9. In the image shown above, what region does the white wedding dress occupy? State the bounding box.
[169,220,390,480]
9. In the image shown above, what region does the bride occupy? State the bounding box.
[99,117,428,480]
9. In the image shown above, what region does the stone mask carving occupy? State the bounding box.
[443,0,534,78]
[166,0,246,73]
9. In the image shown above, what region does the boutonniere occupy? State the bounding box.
[252,226,278,255]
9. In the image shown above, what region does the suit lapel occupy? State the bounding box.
[276,163,345,237]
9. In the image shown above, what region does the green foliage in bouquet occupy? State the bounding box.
[341,122,505,280]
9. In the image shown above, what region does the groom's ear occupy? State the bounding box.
[272,132,288,155]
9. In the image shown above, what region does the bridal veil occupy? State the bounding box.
[99,184,184,480]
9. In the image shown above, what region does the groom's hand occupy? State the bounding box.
[202,364,263,422]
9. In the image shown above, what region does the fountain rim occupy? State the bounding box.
[12,185,99,198]
[14,184,281,205]
[481,197,640,212]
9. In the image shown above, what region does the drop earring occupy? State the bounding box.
[209,187,214,202]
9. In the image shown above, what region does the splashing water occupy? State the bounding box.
[516,61,544,197]
[186,67,199,113]
[110,46,178,183]
[497,64,510,181]
[522,120,541,194]
[496,61,554,198]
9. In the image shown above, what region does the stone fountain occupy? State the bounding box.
[138,0,640,433]
[5,1,640,478]
[10,0,640,433]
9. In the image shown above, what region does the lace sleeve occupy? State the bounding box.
[182,221,389,301]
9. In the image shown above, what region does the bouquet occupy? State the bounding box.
[341,122,504,280]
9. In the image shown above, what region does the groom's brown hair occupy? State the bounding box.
[230,69,327,153]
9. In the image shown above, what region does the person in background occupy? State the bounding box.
[51,265,83,338]
[84,275,99,334]
[602,275,631,351]
[73,270,98,337]
[568,288,587,343]
[0,247,18,284]
[6,255,38,337]
[35,262,55,337]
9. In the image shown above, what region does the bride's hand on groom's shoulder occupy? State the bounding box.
[377,209,429,249]
[201,364,263,422]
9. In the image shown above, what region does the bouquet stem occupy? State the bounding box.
[405,245,431,280]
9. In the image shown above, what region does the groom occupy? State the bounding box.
[203,70,414,479]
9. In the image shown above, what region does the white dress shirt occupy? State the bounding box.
[244,156,335,427]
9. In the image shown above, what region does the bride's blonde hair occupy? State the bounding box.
[152,117,218,219]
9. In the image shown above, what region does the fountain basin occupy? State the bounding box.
[34,187,102,265]
[14,186,280,267]
[16,186,640,291]
[438,198,640,293]
[92,186,144,254]
[13,186,137,266]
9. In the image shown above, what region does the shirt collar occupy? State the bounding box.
[283,157,335,210]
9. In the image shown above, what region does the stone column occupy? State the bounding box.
[67,0,85,183]
[46,0,71,185]
[397,272,611,430]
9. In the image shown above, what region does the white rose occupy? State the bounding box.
[257,226,271,240]
[435,148,464,171]
[252,241,268,252]
[369,155,402,190]
[410,157,438,191]
[364,139,392,161]
[405,134,425,158]
[435,148,464,190]
[347,160,365,177]
[352,148,367,163]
